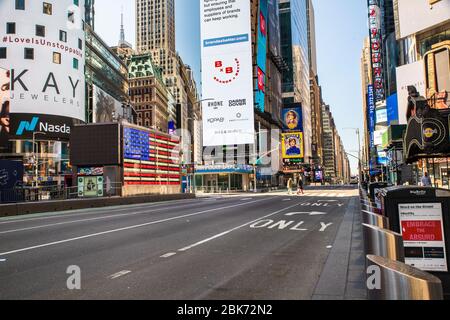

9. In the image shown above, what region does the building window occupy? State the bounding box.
[53,52,61,64]
[0,48,6,59]
[43,2,52,15]
[15,0,25,10]
[60,30,67,42]
[73,58,79,69]
[73,0,79,6]
[24,48,34,60]
[78,38,83,50]
[6,23,16,34]
[36,25,45,37]
[68,10,75,23]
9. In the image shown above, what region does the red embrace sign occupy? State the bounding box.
[401,220,443,242]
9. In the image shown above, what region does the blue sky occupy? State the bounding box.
[95,0,368,174]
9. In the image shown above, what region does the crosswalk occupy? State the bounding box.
[302,190,358,198]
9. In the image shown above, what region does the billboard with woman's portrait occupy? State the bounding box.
[282,133,304,159]
[282,105,303,131]
[0,67,10,147]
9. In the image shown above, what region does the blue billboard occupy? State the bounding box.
[387,93,399,125]
[368,85,376,149]
[282,105,303,132]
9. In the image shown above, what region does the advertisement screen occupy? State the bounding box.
[399,203,448,272]
[0,0,86,141]
[282,133,304,159]
[368,0,385,102]
[268,0,281,57]
[200,0,255,146]
[282,105,303,131]
[123,126,181,186]
[0,67,10,147]
[396,60,427,125]
[376,108,388,124]
[93,85,123,123]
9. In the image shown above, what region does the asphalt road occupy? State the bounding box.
[0,188,358,300]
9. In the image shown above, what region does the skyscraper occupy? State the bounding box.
[136,0,175,54]
[280,0,312,170]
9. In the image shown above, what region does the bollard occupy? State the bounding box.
[366,255,443,300]
[362,223,405,262]
[361,210,390,229]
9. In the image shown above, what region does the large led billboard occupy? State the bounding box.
[255,0,268,113]
[282,105,303,132]
[200,0,255,146]
[93,85,123,123]
[0,0,85,140]
[368,0,386,102]
[0,67,10,147]
[396,60,427,125]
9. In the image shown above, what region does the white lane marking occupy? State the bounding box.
[241,198,253,201]
[0,198,202,226]
[283,199,292,201]
[319,222,333,232]
[0,258,6,262]
[160,252,177,258]
[326,246,333,249]
[178,201,304,253]
[0,198,270,257]
[0,197,244,234]
[108,270,131,280]
[285,211,327,216]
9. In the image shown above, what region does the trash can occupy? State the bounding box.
[379,186,450,299]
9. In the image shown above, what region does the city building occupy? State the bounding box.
[393,0,450,188]
[128,53,169,133]
[307,0,323,171]
[85,23,135,125]
[280,0,312,175]
[135,0,199,167]
[0,0,87,186]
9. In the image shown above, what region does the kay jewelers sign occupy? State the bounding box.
[200,0,255,146]
[399,203,448,272]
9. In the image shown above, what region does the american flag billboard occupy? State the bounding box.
[123,126,181,186]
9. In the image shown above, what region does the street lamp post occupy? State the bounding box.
[32,132,47,188]
[343,128,362,185]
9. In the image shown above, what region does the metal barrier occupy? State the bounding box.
[366,255,444,300]
[362,223,405,262]
[361,210,390,229]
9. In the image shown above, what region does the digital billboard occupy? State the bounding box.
[0,67,10,147]
[0,0,86,141]
[396,60,427,125]
[282,133,304,160]
[93,85,123,123]
[123,126,181,186]
[368,0,385,102]
[255,0,268,113]
[200,0,255,146]
[282,105,303,132]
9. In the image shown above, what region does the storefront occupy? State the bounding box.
[194,165,253,192]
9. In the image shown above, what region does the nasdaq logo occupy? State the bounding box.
[16,117,39,136]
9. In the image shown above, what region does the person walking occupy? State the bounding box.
[421,172,432,187]
[297,177,304,195]
[287,178,293,195]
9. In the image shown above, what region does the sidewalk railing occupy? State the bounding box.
[359,187,444,300]
[0,182,123,204]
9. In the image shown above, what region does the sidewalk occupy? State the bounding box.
[312,197,367,300]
